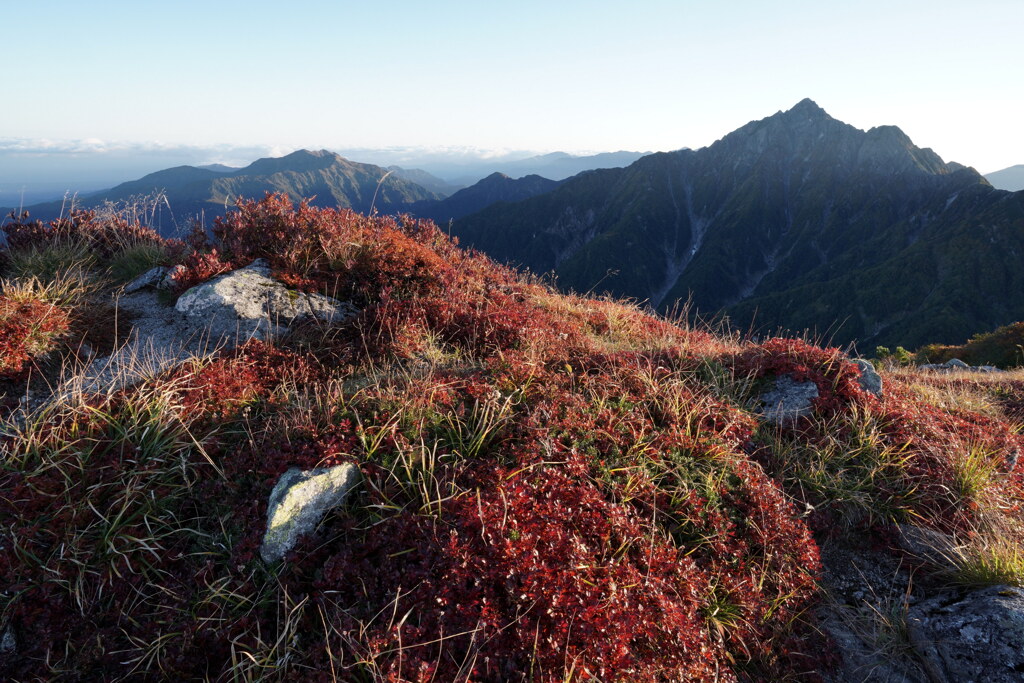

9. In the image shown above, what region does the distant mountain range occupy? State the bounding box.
[986,164,1024,191]
[451,99,1024,350]
[5,151,442,233]
[442,151,648,186]
[386,167,463,197]
[6,104,1022,351]
[325,148,647,187]
[0,144,649,209]
[1,149,641,234]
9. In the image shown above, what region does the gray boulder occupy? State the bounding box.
[122,264,185,292]
[45,262,359,403]
[919,359,1005,374]
[175,260,357,341]
[123,265,170,293]
[261,464,361,563]
[853,359,883,396]
[907,585,1024,682]
[758,375,819,424]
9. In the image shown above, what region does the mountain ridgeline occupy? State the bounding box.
[451,99,1024,349]
[9,150,444,231]
[5,101,1022,351]
[408,172,562,225]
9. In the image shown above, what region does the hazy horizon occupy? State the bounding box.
[0,141,657,206]
[2,103,1020,207]
[5,0,1023,204]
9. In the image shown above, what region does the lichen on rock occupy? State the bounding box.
[260,464,361,563]
[758,375,819,424]
[174,259,356,342]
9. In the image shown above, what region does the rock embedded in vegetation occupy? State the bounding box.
[52,261,358,402]
[919,357,1005,373]
[852,358,883,396]
[174,260,357,341]
[123,265,171,293]
[758,375,819,424]
[0,624,14,668]
[907,585,1024,682]
[261,464,361,563]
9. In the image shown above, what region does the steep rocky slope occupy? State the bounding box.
[453,100,1024,349]
[408,171,561,224]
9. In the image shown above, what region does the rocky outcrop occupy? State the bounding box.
[52,261,357,400]
[758,375,819,424]
[853,359,883,396]
[907,585,1024,683]
[821,528,1024,682]
[174,259,356,340]
[919,358,1001,373]
[261,464,361,563]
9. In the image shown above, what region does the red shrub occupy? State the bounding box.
[2,208,166,258]
[316,462,726,682]
[365,288,590,361]
[167,248,232,292]
[733,337,869,416]
[874,382,1024,533]
[0,296,70,378]
[154,340,322,422]
[178,193,502,304]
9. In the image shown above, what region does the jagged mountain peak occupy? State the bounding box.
[714,98,853,155]
[452,100,1014,350]
[702,99,964,179]
[241,149,347,176]
[784,97,831,119]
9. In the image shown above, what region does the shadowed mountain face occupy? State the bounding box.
[408,172,561,225]
[452,99,1024,349]
[8,150,443,234]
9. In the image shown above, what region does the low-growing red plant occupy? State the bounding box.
[315,462,728,682]
[733,337,869,416]
[2,208,166,258]
[0,295,70,378]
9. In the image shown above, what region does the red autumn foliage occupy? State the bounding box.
[9,195,1021,681]
[153,340,324,422]
[0,295,71,378]
[316,462,726,682]
[174,193,503,303]
[732,337,870,415]
[2,208,167,258]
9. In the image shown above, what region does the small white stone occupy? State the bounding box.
[260,464,361,563]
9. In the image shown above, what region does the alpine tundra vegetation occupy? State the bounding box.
[2,194,1024,681]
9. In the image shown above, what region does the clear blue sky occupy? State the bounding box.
[5,0,1023,172]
